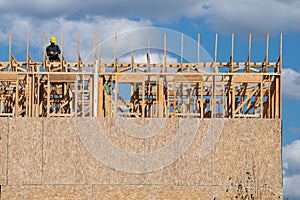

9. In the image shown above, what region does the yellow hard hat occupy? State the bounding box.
[50,36,56,43]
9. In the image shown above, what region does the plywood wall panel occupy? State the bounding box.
[43,118,77,184]
[177,119,211,185]
[1,118,281,199]
[144,119,179,185]
[7,118,42,185]
[154,186,212,200]
[92,185,152,200]
[0,118,8,185]
[1,186,23,200]
[75,134,111,185]
[212,119,246,186]
[22,185,92,200]
[247,119,282,188]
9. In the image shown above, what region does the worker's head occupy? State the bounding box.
[50,36,56,44]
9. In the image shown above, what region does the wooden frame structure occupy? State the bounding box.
[0,33,282,118]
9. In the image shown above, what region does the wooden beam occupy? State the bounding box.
[0,74,18,81]
[117,74,146,83]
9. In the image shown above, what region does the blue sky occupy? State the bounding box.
[0,0,299,199]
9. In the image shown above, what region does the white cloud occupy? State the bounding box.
[0,14,152,61]
[0,0,209,21]
[283,175,300,200]
[282,68,300,100]
[283,140,300,176]
[201,0,300,34]
[283,140,300,199]
[1,0,300,34]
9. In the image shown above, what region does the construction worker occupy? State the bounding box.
[46,36,61,62]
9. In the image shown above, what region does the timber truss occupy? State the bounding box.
[0,33,281,118]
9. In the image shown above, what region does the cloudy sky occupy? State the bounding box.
[0,0,299,199]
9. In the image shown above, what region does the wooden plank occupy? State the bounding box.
[0,73,18,81]
[49,74,76,82]
[116,74,146,83]
[234,74,262,82]
[174,74,203,82]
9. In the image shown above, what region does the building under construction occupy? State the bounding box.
[0,32,282,199]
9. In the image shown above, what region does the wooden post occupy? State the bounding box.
[37,75,40,116]
[93,61,99,117]
[142,81,145,118]
[260,80,263,118]
[114,78,118,117]
[75,76,78,117]
[200,82,203,118]
[26,74,30,116]
[232,81,235,118]
[31,74,35,117]
[173,81,176,118]
[275,76,280,118]
[98,76,104,117]
[82,74,85,117]
[47,75,50,116]
[15,76,19,116]
[158,77,164,117]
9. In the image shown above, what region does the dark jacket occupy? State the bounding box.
[46,43,61,61]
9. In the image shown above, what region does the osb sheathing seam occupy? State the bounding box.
[0,118,8,185]
[0,185,282,200]
[7,118,43,185]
